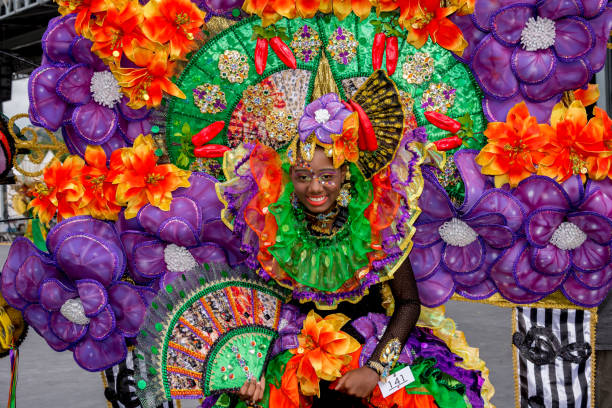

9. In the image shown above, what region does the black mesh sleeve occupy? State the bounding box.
[366,258,421,373]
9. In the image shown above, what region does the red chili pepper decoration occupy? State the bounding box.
[424,111,462,134]
[255,37,269,75]
[349,100,378,151]
[433,136,463,151]
[192,121,225,146]
[194,144,230,158]
[372,33,386,71]
[269,37,297,69]
[385,36,398,76]
[342,101,367,150]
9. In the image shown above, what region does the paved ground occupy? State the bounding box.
[0,244,515,407]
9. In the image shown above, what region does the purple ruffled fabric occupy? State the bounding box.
[28,14,151,159]
[271,305,484,408]
[118,172,247,290]
[0,216,152,371]
[452,0,612,122]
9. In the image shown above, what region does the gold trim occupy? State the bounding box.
[100,372,113,408]
[451,291,595,310]
[590,309,597,408]
[512,308,519,408]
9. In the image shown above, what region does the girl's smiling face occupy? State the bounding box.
[290,148,346,213]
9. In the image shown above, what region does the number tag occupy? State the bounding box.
[377,366,415,398]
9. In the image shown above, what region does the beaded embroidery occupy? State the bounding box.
[379,337,402,380]
[402,52,434,84]
[193,83,227,114]
[218,50,249,84]
[420,82,456,114]
[326,27,358,65]
[290,25,322,63]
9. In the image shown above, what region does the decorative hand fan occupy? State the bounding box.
[133,262,289,408]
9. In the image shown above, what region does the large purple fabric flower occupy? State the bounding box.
[490,176,612,307]
[28,14,151,158]
[410,150,524,307]
[118,172,246,289]
[453,0,612,123]
[0,216,150,371]
[298,93,351,144]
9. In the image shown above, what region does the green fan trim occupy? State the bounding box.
[160,278,288,398]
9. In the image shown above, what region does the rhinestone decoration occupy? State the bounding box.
[164,244,197,272]
[290,25,322,63]
[420,82,456,114]
[438,218,478,247]
[550,222,587,250]
[521,17,556,52]
[218,50,249,84]
[337,186,351,207]
[60,298,90,325]
[402,52,434,85]
[90,71,122,108]
[326,27,358,65]
[264,110,297,146]
[193,83,227,114]
[189,157,223,178]
[399,90,415,115]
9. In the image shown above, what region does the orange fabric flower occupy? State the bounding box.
[89,0,147,61]
[109,134,191,218]
[29,156,86,225]
[574,84,600,107]
[142,0,205,60]
[400,0,468,56]
[585,107,612,180]
[539,101,609,182]
[243,0,371,25]
[365,168,400,253]
[290,311,360,397]
[113,44,186,109]
[80,145,122,220]
[56,0,108,35]
[331,112,359,168]
[475,102,553,188]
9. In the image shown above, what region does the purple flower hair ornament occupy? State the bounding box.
[118,172,247,290]
[28,14,151,159]
[491,175,612,307]
[298,93,352,144]
[410,150,525,307]
[0,216,151,371]
[452,0,612,123]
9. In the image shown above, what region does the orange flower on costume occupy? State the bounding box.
[331,112,359,168]
[89,0,147,61]
[574,84,600,107]
[243,0,370,26]
[109,134,191,218]
[289,311,360,397]
[29,157,86,225]
[56,0,108,34]
[80,145,122,220]
[142,0,205,60]
[113,44,186,109]
[538,101,609,182]
[475,102,553,188]
[585,107,612,180]
[399,0,468,56]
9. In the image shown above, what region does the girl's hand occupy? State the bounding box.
[236,377,265,406]
[332,366,380,398]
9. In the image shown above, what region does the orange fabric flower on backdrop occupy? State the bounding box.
[29,156,86,225]
[89,0,147,61]
[475,102,553,188]
[113,44,186,109]
[80,145,122,220]
[142,0,205,59]
[331,112,360,168]
[289,311,360,397]
[109,134,191,218]
[399,0,468,56]
[243,0,371,26]
[56,0,108,34]
[585,107,612,180]
[538,101,609,182]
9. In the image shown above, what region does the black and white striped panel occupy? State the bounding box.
[514,307,593,408]
[104,349,175,408]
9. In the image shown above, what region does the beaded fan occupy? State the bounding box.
[133,262,289,408]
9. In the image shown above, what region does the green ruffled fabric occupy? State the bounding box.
[267,164,373,292]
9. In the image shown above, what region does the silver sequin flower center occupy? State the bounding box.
[90,71,122,108]
[549,222,587,251]
[438,218,478,247]
[60,298,91,325]
[164,243,197,272]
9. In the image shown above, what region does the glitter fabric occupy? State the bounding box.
[401,52,434,85]
[326,27,358,65]
[193,83,227,114]
[420,82,456,114]
[290,25,322,63]
[218,50,249,83]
